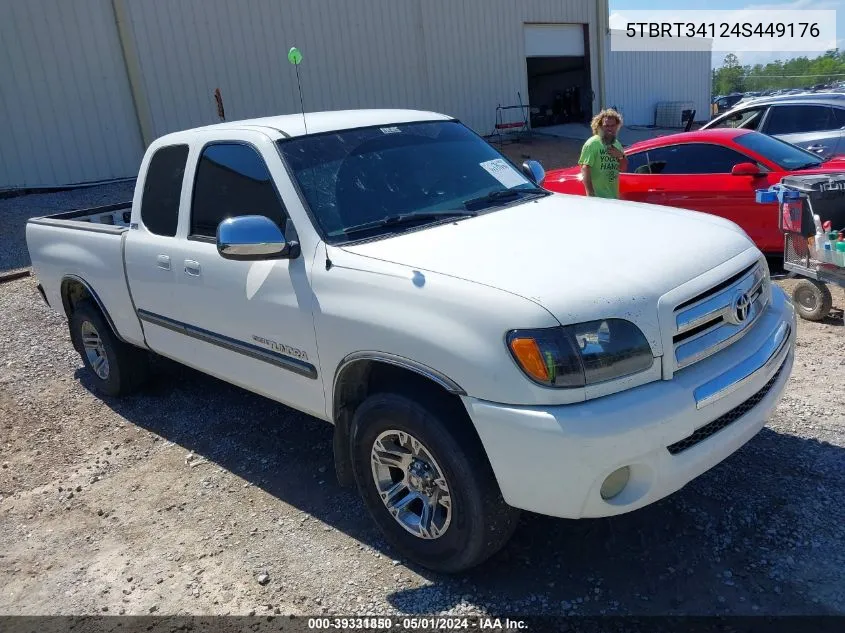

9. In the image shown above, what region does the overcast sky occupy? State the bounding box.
[609,0,844,68]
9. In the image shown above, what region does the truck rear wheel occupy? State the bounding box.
[349,390,520,573]
[68,300,149,397]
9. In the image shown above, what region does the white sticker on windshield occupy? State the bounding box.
[479,158,530,189]
[380,126,401,134]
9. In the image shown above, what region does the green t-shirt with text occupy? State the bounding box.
[578,135,624,199]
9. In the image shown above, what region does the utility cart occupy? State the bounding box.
[756,174,845,321]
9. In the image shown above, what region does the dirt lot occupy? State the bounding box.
[496,136,582,172]
[2,182,845,618]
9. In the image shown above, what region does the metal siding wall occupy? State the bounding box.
[414,0,596,134]
[605,38,712,127]
[124,0,433,139]
[1,0,602,188]
[124,0,597,138]
[0,0,143,188]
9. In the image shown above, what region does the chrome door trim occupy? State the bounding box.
[137,309,318,379]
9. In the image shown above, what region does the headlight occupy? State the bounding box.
[506,319,654,388]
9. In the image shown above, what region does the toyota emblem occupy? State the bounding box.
[733,292,751,324]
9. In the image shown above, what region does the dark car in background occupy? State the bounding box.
[712,93,745,114]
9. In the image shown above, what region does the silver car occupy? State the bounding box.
[702,94,845,158]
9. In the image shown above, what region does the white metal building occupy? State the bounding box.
[604,30,712,129]
[0,0,711,190]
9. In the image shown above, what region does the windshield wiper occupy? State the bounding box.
[793,161,823,170]
[341,210,477,237]
[462,188,549,209]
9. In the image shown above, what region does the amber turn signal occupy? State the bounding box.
[508,337,549,382]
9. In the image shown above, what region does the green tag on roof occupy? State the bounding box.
[288,47,302,65]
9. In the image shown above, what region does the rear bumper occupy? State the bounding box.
[464,285,796,519]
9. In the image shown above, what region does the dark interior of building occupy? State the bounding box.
[526,56,592,127]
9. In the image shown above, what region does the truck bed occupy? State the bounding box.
[25,201,146,347]
[27,202,133,234]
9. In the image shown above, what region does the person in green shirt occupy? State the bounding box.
[578,108,628,199]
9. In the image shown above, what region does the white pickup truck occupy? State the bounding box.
[26,109,796,572]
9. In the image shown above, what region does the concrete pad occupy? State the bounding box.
[535,123,691,146]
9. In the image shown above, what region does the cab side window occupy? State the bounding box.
[625,152,650,173]
[140,144,189,237]
[190,142,288,239]
[631,144,751,174]
[711,108,765,130]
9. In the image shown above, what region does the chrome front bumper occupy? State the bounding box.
[694,319,792,409]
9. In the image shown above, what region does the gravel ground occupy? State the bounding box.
[1,184,844,618]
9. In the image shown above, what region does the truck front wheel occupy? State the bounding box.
[349,390,520,573]
[68,300,149,397]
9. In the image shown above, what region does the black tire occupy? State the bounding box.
[68,300,149,397]
[792,279,832,322]
[349,389,520,573]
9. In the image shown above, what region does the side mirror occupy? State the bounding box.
[216,215,299,261]
[522,159,546,185]
[731,162,763,177]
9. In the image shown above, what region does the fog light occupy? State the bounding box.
[600,466,630,500]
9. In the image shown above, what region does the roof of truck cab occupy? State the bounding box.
[156,109,455,143]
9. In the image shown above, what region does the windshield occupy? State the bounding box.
[276,120,543,243]
[733,131,824,170]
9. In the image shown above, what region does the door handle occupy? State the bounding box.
[184,260,201,276]
[156,255,171,270]
[647,188,665,193]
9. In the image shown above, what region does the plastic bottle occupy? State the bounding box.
[827,232,840,263]
[824,243,834,264]
[813,215,827,260]
[837,242,845,267]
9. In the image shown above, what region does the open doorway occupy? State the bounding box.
[526,56,591,127]
[523,24,592,128]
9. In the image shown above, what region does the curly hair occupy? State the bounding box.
[590,108,623,136]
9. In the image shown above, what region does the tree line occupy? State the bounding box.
[712,50,845,95]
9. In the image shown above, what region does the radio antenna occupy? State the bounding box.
[288,46,307,134]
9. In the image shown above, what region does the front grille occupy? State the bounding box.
[666,360,786,455]
[671,261,768,371]
[675,263,756,311]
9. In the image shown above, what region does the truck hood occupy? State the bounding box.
[338,194,755,350]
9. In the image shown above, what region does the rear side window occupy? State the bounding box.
[765,105,834,135]
[140,144,189,237]
[190,143,288,239]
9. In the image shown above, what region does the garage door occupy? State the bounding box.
[524,24,585,57]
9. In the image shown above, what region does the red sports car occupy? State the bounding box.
[542,128,845,254]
